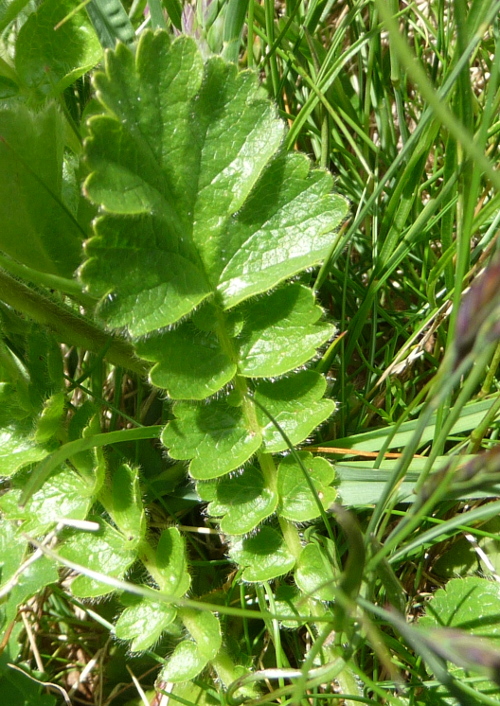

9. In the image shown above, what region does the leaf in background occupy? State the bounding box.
[0,103,83,277]
[159,640,210,683]
[101,464,146,549]
[33,391,65,444]
[295,542,337,601]
[162,399,262,480]
[86,0,135,49]
[419,577,500,637]
[114,595,177,652]
[60,518,136,597]
[419,577,500,702]
[255,371,335,452]
[137,284,335,400]
[277,453,336,522]
[160,610,222,682]
[153,527,191,596]
[15,0,102,97]
[273,584,324,627]
[197,465,278,534]
[229,525,296,581]
[81,31,347,336]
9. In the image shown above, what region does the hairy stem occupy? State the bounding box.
[0,269,149,376]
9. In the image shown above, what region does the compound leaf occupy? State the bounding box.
[114,595,177,652]
[277,452,336,522]
[81,30,348,336]
[59,518,137,597]
[137,284,334,400]
[255,370,335,452]
[197,465,278,534]
[162,399,262,480]
[229,525,296,581]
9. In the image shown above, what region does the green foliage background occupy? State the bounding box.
[0,1,500,705]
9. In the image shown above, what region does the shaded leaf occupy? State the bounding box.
[229,525,296,581]
[15,0,102,97]
[0,103,83,276]
[197,465,278,534]
[162,399,262,480]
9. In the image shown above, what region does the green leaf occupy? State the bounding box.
[0,428,48,478]
[137,284,334,400]
[15,0,102,97]
[159,639,209,683]
[4,556,58,623]
[33,391,65,444]
[59,518,136,597]
[21,465,92,534]
[295,542,338,601]
[277,452,336,522]
[162,399,262,480]
[160,610,222,682]
[181,608,222,660]
[236,285,334,377]
[419,577,500,702]
[154,527,191,596]
[114,595,177,652]
[86,0,135,49]
[419,577,500,637]
[136,317,236,401]
[197,465,278,534]
[273,584,324,627]
[255,371,335,452]
[101,464,146,548]
[0,103,83,277]
[229,525,296,582]
[81,31,348,336]
[0,518,29,592]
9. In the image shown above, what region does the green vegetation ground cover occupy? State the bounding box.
[1,1,500,705]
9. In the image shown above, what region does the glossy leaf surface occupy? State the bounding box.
[255,371,335,452]
[81,31,347,336]
[197,465,278,534]
[277,452,336,522]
